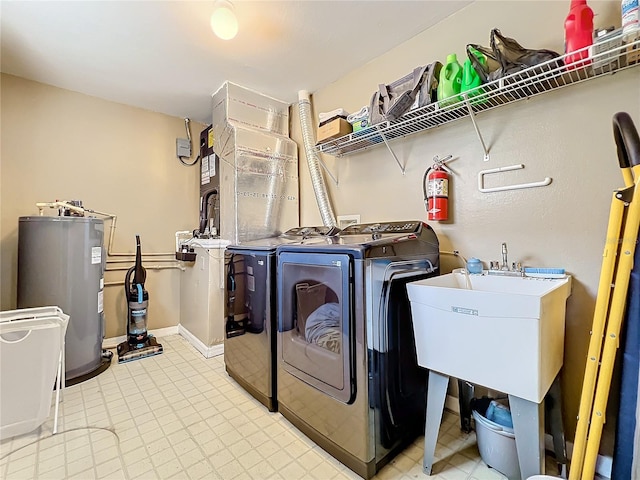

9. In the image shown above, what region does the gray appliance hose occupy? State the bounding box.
[298,90,337,227]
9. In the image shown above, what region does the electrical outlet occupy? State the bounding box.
[337,215,360,229]
[176,138,191,158]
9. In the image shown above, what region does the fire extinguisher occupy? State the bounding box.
[423,155,453,221]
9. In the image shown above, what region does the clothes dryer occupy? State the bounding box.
[276,221,439,478]
[224,226,339,411]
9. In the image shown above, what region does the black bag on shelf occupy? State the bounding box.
[466,43,501,83]
[467,28,562,82]
[368,62,442,126]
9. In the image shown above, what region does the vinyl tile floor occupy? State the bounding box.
[1,334,561,480]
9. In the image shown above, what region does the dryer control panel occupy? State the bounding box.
[283,225,341,237]
[340,221,423,235]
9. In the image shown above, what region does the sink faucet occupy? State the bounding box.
[501,242,509,271]
[489,242,523,276]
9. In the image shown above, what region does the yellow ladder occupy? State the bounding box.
[570,112,640,480]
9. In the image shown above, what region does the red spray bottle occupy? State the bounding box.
[565,0,594,67]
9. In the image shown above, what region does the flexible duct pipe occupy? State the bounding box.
[298,90,337,227]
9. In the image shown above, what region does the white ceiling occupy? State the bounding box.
[1,1,472,124]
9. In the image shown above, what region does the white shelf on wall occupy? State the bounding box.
[315,38,640,159]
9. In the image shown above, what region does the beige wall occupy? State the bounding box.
[294,1,640,450]
[1,74,202,338]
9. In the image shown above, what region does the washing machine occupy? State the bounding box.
[223,226,340,411]
[276,221,439,478]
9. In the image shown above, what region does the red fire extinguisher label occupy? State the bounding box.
[428,178,448,197]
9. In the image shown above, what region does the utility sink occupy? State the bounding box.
[407,271,572,403]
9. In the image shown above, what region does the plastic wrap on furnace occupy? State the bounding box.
[211,82,299,243]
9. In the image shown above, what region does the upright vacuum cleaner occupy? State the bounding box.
[117,235,163,363]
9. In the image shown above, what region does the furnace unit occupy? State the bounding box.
[199,125,221,237]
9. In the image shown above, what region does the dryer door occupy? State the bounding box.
[278,252,355,404]
[375,269,431,449]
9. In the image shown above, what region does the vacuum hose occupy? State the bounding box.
[298,90,337,227]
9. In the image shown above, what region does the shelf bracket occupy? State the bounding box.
[478,164,552,193]
[375,124,406,175]
[317,156,339,187]
[463,94,490,162]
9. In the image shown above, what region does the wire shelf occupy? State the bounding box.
[316,38,640,158]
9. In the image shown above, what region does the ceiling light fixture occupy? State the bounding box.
[210,0,238,40]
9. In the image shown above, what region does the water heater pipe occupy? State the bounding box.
[105,264,184,272]
[104,264,185,287]
[297,90,337,227]
[36,201,85,216]
[35,201,174,258]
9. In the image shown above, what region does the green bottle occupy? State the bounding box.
[437,53,463,108]
[461,47,486,104]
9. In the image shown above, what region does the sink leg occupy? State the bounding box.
[423,371,449,475]
[509,394,545,479]
[458,379,474,433]
[546,374,568,477]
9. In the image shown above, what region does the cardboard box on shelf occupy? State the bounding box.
[350,118,370,133]
[317,118,352,144]
[626,31,640,65]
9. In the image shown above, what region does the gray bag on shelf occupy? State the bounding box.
[368,62,442,126]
